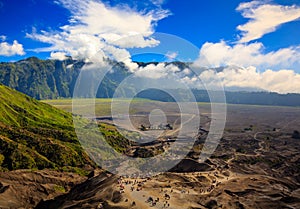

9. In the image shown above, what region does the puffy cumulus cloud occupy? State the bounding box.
[28,0,169,69]
[103,44,139,70]
[28,31,106,61]
[133,63,180,79]
[50,52,68,60]
[110,34,160,48]
[191,1,300,94]
[59,0,168,44]
[0,40,25,56]
[198,66,300,94]
[182,68,192,75]
[237,1,300,43]
[195,40,300,68]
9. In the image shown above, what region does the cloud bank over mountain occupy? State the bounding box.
[22,0,300,93]
[27,0,169,70]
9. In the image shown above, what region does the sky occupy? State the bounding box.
[1,0,300,93]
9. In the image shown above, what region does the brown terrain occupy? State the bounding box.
[0,103,300,208]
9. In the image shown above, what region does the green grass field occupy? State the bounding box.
[42,98,161,116]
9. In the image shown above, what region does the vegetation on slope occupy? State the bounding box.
[0,57,131,99]
[0,84,94,173]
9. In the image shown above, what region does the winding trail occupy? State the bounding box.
[227,131,267,164]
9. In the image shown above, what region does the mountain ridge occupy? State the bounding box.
[1,57,300,107]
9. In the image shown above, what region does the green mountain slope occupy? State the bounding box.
[0,84,94,173]
[0,57,131,99]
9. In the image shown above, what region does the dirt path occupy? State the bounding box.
[254,131,266,154]
[227,131,267,165]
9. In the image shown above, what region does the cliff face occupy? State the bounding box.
[0,57,80,99]
[0,57,131,99]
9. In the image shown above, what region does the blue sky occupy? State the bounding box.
[1,0,300,61]
[1,0,300,93]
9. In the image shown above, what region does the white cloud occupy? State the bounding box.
[0,40,25,56]
[237,1,300,43]
[0,35,6,41]
[50,52,68,60]
[192,1,300,94]
[198,66,300,94]
[28,0,169,66]
[60,0,168,42]
[182,68,191,75]
[66,64,74,69]
[25,0,300,94]
[111,34,160,48]
[165,51,178,60]
[195,40,300,69]
[134,63,180,79]
[151,0,166,7]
